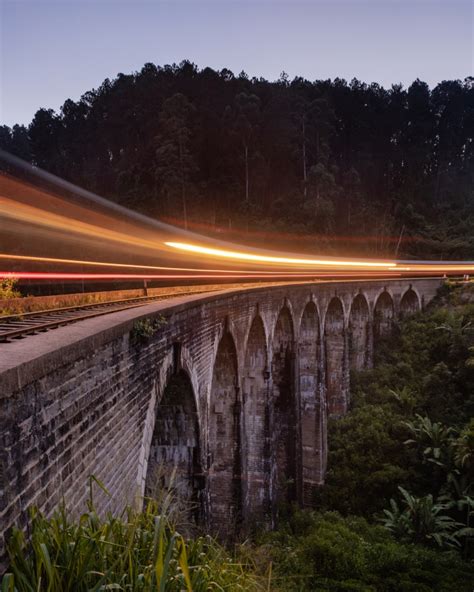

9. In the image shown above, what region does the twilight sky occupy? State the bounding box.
[0,0,472,127]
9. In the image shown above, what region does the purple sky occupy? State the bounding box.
[1,0,472,127]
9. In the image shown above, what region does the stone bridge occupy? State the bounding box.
[0,278,442,557]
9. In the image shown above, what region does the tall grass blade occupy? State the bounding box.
[177,535,193,592]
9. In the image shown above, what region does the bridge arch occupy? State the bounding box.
[400,287,421,317]
[348,293,370,371]
[271,305,297,507]
[144,368,203,520]
[299,300,323,504]
[242,314,269,523]
[374,290,394,341]
[208,330,241,535]
[324,297,346,416]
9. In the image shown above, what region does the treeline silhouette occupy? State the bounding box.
[2,61,474,258]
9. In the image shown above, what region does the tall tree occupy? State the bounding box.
[155,93,197,229]
[28,108,62,170]
[224,92,261,205]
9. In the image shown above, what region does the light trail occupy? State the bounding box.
[0,253,319,276]
[164,242,398,269]
[0,196,166,253]
[0,272,403,281]
[164,243,474,275]
[0,272,337,280]
[2,149,474,289]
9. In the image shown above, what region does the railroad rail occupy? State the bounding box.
[0,290,217,343]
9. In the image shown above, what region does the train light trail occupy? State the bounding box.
[164,242,398,268]
[0,271,406,281]
[0,272,331,280]
[0,253,320,276]
[0,196,166,253]
[3,149,474,290]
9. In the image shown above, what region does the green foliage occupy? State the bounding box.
[131,316,167,344]
[403,414,455,469]
[317,402,412,516]
[382,487,462,548]
[453,418,474,474]
[263,511,474,591]
[2,500,261,591]
[319,291,474,563]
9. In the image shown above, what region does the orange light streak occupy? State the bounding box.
[0,272,342,280]
[0,197,165,252]
[2,164,474,283]
[165,242,397,268]
[0,253,313,275]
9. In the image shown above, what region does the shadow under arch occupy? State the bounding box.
[374,290,394,341]
[299,300,324,504]
[242,315,269,524]
[208,331,241,536]
[349,293,370,371]
[324,297,346,416]
[400,288,420,317]
[272,305,296,507]
[145,369,203,521]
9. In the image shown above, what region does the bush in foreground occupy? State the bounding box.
[1,501,262,591]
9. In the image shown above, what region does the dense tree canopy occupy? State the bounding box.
[2,61,474,258]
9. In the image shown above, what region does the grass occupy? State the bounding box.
[1,475,266,591]
[1,500,264,592]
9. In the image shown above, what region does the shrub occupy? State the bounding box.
[0,276,20,300]
[263,511,474,592]
[131,315,167,344]
[1,499,262,591]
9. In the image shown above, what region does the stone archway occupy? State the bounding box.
[324,297,346,416]
[242,315,268,523]
[400,288,420,317]
[272,306,296,506]
[208,332,241,535]
[374,291,394,341]
[349,294,370,371]
[145,370,202,519]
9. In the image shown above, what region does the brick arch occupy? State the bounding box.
[272,303,294,348]
[208,331,241,535]
[272,305,297,507]
[299,300,323,504]
[324,297,346,416]
[400,287,421,317]
[374,290,394,340]
[136,344,202,505]
[242,315,269,523]
[144,368,202,520]
[349,293,370,371]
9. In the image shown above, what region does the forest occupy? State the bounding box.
[1,61,474,259]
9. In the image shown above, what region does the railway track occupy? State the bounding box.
[0,290,215,343]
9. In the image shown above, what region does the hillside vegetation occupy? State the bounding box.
[260,283,474,590]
